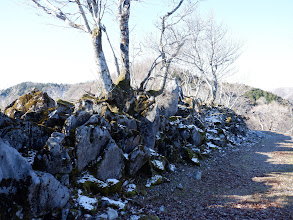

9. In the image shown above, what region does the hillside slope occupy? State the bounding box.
[273,87,293,102]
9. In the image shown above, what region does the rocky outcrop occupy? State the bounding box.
[128,145,151,176]
[0,138,69,218]
[0,88,251,219]
[4,88,56,122]
[0,117,51,151]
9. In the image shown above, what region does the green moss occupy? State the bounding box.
[82,180,109,195]
[57,99,74,107]
[139,215,160,220]
[107,180,122,194]
[115,73,127,88]
[181,146,194,160]
[169,116,181,122]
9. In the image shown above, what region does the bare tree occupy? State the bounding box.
[139,0,197,94]
[180,15,242,105]
[30,0,137,95]
[218,82,250,110]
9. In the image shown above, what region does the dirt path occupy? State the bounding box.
[136,131,293,219]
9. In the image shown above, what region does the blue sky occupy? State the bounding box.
[0,0,292,91]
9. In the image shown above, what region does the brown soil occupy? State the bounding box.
[133,131,293,219]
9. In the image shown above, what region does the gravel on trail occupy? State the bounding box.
[130,131,293,219]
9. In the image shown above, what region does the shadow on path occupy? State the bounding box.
[194,131,293,219]
[143,131,293,219]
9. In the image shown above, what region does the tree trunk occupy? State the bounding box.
[117,0,131,91]
[205,75,217,106]
[91,27,113,93]
[204,77,214,105]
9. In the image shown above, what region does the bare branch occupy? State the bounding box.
[101,25,120,77]
[75,0,92,33]
[139,55,162,91]
[31,0,88,32]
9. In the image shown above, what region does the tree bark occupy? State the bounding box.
[92,27,113,93]
[117,0,131,91]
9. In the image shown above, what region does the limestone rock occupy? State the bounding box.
[75,124,112,171]
[110,120,140,154]
[62,111,91,136]
[138,104,160,149]
[0,138,33,182]
[33,132,72,175]
[155,78,179,117]
[0,139,69,218]
[4,88,56,122]
[0,121,51,151]
[128,145,150,176]
[96,141,124,181]
[44,99,74,129]
[28,171,69,217]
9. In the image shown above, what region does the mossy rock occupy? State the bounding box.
[145,175,163,188]
[57,99,74,107]
[181,146,194,161]
[106,179,122,194]
[123,183,137,197]
[169,116,182,122]
[82,180,109,195]
[139,215,160,220]
[149,155,168,173]
[181,146,200,166]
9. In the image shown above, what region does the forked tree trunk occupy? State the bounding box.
[91,28,113,93]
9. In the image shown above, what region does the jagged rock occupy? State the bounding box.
[1,127,29,150]
[0,112,14,129]
[0,139,69,218]
[0,138,33,182]
[0,121,51,151]
[75,98,94,112]
[62,111,91,136]
[128,145,150,176]
[84,114,111,130]
[33,132,72,175]
[155,78,179,117]
[28,171,69,217]
[138,104,160,149]
[110,120,141,154]
[189,128,202,146]
[56,99,75,115]
[115,114,137,130]
[44,99,74,129]
[75,124,112,171]
[96,141,124,181]
[4,88,56,122]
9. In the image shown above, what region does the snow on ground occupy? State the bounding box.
[77,190,98,211]
[101,197,127,209]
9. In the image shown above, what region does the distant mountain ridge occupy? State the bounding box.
[0,81,101,110]
[272,87,293,102]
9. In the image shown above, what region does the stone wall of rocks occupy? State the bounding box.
[0,86,251,219]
